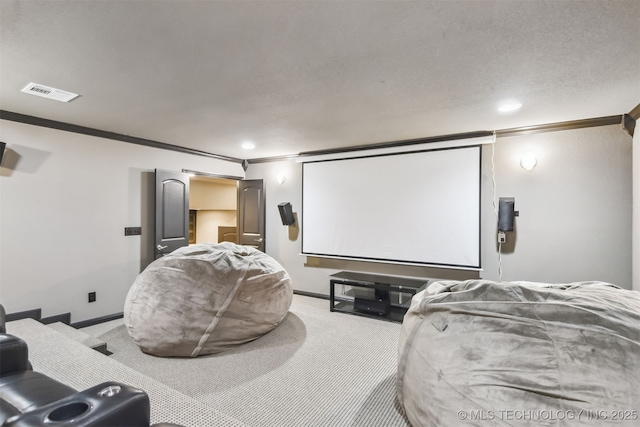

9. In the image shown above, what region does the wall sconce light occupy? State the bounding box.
[520,153,537,171]
[276,173,286,184]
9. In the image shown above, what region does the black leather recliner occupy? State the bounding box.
[0,305,162,427]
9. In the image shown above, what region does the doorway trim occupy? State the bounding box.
[182,169,244,181]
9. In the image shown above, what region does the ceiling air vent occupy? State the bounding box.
[21,82,79,102]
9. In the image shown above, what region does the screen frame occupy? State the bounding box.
[301,144,482,270]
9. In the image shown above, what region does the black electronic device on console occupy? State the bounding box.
[354,289,391,316]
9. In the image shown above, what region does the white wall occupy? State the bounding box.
[0,119,632,322]
[0,120,244,322]
[247,124,633,294]
[634,128,639,292]
[482,125,631,285]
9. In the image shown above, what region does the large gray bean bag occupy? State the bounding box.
[397,280,640,427]
[124,242,292,357]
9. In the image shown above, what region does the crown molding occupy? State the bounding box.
[0,110,244,164]
[495,115,622,138]
[248,131,493,164]
[249,115,625,164]
[2,109,628,166]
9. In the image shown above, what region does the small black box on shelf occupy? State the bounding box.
[354,297,391,316]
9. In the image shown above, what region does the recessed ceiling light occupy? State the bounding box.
[241,141,255,150]
[497,101,522,113]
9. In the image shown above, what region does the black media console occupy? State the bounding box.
[329,271,429,323]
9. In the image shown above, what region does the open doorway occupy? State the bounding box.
[150,169,265,262]
[189,175,238,245]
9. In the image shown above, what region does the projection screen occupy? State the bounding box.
[301,145,481,269]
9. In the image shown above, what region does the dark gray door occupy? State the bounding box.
[238,179,265,251]
[155,169,190,258]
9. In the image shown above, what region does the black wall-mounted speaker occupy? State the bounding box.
[498,197,515,231]
[0,142,5,166]
[277,202,295,226]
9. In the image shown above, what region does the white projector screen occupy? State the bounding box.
[302,145,481,269]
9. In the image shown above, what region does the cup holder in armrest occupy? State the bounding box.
[3,382,150,427]
[46,401,91,422]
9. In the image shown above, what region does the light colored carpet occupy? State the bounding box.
[47,321,108,354]
[84,295,411,427]
[6,319,248,427]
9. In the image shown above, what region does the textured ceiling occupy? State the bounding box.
[1,0,639,160]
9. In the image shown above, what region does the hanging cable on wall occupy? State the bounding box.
[490,131,503,281]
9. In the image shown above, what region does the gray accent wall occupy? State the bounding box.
[247,124,633,293]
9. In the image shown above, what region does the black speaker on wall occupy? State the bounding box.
[277,202,295,226]
[498,197,515,231]
[0,142,5,166]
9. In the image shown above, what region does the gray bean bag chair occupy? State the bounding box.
[124,242,292,357]
[397,280,640,427]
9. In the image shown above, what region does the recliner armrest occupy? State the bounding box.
[3,381,151,427]
[0,334,30,377]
